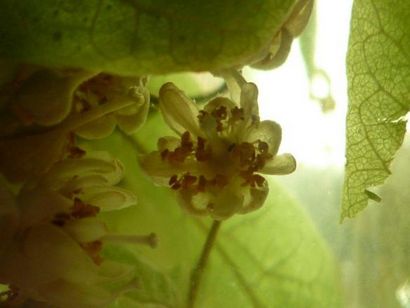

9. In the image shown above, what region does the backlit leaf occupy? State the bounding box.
[342,0,410,219]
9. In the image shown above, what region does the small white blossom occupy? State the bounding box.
[140,74,296,220]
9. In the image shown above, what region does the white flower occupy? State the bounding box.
[0,152,155,307]
[139,74,296,220]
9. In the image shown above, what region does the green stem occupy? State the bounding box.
[187,220,222,308]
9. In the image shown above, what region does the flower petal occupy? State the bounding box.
[79,186,137,211]
[209,186,244,220]
[116,97,149,134]
[246,120,282,156]
[261,153,296,175]
[63,217,108,243]
[36,152,125,191]
[240,183,269,214]
[240,82,259,119]
[75,114,116,139]
[159,83,202,136]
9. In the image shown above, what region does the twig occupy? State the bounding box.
[187,220,222,308]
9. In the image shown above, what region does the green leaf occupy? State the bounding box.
[0,0,297,75]
[82,114,342,307]
[342,0,410,219]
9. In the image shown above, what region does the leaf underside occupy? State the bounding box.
[0,0,296,75]
[342,0,410,220]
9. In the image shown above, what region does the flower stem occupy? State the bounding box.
[187,220,222,308]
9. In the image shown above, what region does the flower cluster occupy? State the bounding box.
[0,152,155,307]
[140,73,296,220]
[0,68,154,307]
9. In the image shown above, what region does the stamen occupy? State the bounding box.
[81,240,103,265]
[211,106,227,120]
[169,175,181,190]
[197,175,207,192]
[160,149,169,160]
[181,174,197,189]
[71,198,100,219]
[103,233,158,248]
[195,137,211,161]
[257,141,269,154]
[230,107,244,122]
[68,146,86,159]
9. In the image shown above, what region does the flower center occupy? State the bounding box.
[160,105,273,195]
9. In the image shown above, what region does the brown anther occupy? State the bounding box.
[196,137,211,161]
[52,212,71,226]
[228,143,236,152]
[197,110,209,123]
[258,141,269,154]
[168,147,190,163]
[81,240,103,265]
[197,175,207,192]
[212,106,228,120]
[253,174,266,187]
[254,154,268,170]
[160,149,169,160]
[207,203,215,212]
[181,174,197,189]
[68,146,86,159]
[181,131,193,150]
[71,198,100,219]
[169,175,181,190]
[231,107,245,121]
[234,142,256,165]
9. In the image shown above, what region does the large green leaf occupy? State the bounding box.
[83,114,342,307]
[342,0,410,219]
[0,0,296,75]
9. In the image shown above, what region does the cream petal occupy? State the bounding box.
[240,183,269,214]
[240,82,259,119]
[79,186,137,211]
[176,190,208,216]
[159,83,202,136]
[246,120,282,156]
[63,217,108,243]
[262,153,297,175]
[75,114,116,139]
[13,69,94,126]
[36,152,124,191]
[116,96,149,134]
[209,187,244,220]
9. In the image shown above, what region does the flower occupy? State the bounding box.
[74,73,150,139]
[139,73,296,220]
[0,152,156,307]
